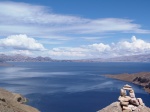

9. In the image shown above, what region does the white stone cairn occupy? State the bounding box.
[118,84,145,112]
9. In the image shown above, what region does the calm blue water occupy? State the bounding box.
[0,62,150,112]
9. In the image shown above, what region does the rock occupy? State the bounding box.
[122,106,132,111]
[129,92,135,98]
[129,98,140,106]
[97,102,122,112]
[129,89,134,93]
[98,102,150,112]
[124,84,132,88]
[0,88,40,112]
[120,89,126,96]
[120,101,129,106]
[128,105,137,111]
[137,98,144,106]
[133,77,139,82]
[122,110,132,112]
[118,96,131,102]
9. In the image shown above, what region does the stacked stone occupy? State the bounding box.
[118,84,145,112]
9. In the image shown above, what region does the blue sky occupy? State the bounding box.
[0,0,150,59]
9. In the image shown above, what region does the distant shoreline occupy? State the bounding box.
[105,72,150,93]
[0,62,13,66]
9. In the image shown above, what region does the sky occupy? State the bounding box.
[0,0,150,59]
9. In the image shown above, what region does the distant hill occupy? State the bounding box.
[88,54,150,62]
[1,53,150,62]
[0,54,52,62]
[105,54,150,62]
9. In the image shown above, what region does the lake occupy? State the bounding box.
[0,62,150,112]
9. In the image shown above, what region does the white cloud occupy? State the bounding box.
[0,1,149,39]
[88,43,111,52]
[0,34,46,51]
[9,50,33,56]
[114,36,150,54]
[47,36,150,59]
[1,36,150,59]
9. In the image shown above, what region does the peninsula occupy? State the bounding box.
[0,88,40,112]
[105,72,150,93]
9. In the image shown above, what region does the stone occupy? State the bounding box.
[129,98,140,106]
[118,96,130,102]
[137,98,144,106]
[120,101,129,106]
[129,89,134,93]
[128,105,137,111]
[118,96,131,102]
[124,84,132,88]
[129,92,135,98]
[120,89,126,96]
[125,96,132,101]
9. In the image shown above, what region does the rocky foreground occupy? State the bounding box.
[98,84,150,112]
[0,88,40,112]
[106,72,150,93]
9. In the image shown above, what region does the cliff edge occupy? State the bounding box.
[0,88,40,112]
[97,84,150,112]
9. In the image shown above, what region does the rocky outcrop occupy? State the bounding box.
[0,88,40,112]
[97,102,122,112]
[97,84,150,112]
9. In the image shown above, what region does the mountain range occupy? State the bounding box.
[0,53,150,62]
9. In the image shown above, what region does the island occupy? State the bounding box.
[105,72,150,93]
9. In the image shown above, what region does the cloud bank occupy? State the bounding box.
[0,34,150,59]
[0,1,149,40]
[48,36,150,59]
